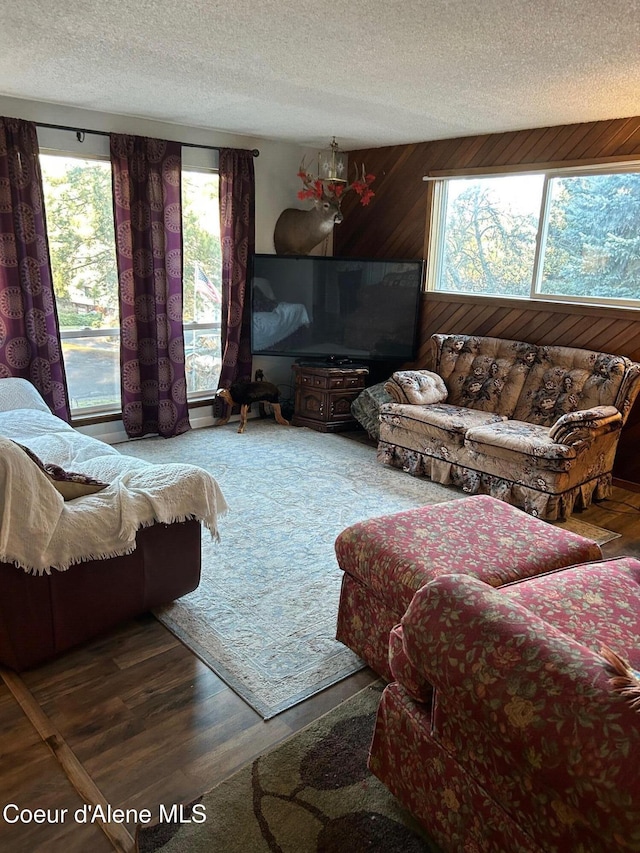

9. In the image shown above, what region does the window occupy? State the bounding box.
[40,154,222,415]
[430,167,640,306]
[41,154,121,413]
[539,173,640,302]
[182,170,223,398]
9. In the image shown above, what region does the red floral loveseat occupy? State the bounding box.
[369,557,640,853]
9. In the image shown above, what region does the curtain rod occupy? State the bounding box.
[35,121,260,157]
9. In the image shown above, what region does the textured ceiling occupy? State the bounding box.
[1,0,640,148]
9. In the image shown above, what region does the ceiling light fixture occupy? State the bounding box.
[317,137,348,183]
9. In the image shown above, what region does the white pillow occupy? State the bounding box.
[391,370,448,405]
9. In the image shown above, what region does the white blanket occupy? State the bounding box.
[0,391,228,574]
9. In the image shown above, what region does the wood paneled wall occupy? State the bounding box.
[334,116,640,483]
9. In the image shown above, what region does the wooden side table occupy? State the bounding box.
[291,364,369,432]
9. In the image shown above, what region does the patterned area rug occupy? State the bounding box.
[116,422,459,718]
[554,517,621,546]
[136,682,439,853]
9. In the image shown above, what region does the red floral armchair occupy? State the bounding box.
[369,557,640,853]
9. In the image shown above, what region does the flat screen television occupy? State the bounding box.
[250,254,424,364]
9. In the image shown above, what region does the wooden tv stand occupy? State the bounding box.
[291,364,369,432]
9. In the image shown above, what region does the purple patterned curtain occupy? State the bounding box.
[0,117,70,421]
[110,134,191,438]
[218,148,255,390]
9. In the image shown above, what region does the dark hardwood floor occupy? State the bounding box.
[1,465,639,852]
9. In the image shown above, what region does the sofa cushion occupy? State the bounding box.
[502,557,640,666]
[464,420,577,467]
[512,345,629,426]
[380,401,505,448]
[432,334,538,417]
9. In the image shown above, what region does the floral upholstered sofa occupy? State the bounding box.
[378,333,640,519]
[369,556,640,852]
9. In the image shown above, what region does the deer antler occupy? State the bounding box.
[297,159,326,202]
[343,163,370,192]
[297,158,316,190]
[342,163,376,205]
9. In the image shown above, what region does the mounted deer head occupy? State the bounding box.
[274,198,343,255]
[273,159,376,255]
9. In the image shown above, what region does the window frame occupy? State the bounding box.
[425,160,640,310]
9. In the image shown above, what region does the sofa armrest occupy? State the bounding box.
[548,405,622,446]
[389,622,434,703]
[382,377,408,404]
[383,370,448,405]
[400,573,640,753]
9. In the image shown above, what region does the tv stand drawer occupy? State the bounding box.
[299,374,366,391]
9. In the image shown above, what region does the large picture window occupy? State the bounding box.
[40,154,222,415]
[430,167,640,306]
